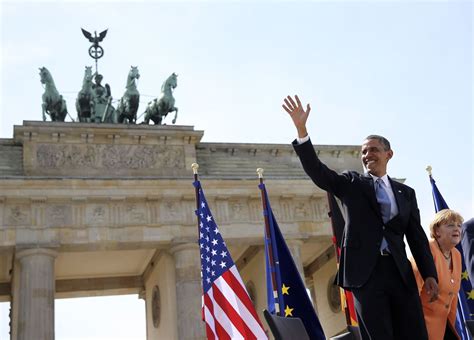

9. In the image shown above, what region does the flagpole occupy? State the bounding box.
[191,162,208,327]
[327,192,352,326]
[257,168,282,316]
[191,163,201,229]
[425,165,432,177]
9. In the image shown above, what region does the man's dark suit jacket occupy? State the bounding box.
[293,139,437,290]
[462,218,474,286]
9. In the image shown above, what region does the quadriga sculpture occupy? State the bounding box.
[39,67,68,122]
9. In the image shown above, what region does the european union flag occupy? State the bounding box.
[260,183,325,340]
[429,174,473,339]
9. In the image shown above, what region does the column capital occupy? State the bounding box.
[169,243,201,281]
[16,248,58,260]
[168,242,198,255]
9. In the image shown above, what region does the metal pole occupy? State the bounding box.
[191,163,201,234]
[257,168,282,316]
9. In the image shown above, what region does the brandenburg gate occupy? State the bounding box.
[0,121,361,339]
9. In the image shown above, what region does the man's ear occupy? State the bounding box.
[387,150,393,161]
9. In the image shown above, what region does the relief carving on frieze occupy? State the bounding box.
[86,204,109,226]
[294,201,311,220]
[6,206,30,226]
[36,144,185,170]
[229,200,250,220]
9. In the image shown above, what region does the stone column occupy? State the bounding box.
[286,239,305,283]
[10,259,21,340]
[170,243,205,340]
[16,248,57,340]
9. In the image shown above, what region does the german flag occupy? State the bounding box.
[328,193,358,327]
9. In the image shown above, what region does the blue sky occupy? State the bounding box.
[1,1,472,339]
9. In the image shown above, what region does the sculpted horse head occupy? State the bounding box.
[127,66,140,89]
[117,66,141,124]
[39,67,68,122]
[143,72,178,125]
[162,72,177,93]
[39,67,53,85]
[76,66,93,122]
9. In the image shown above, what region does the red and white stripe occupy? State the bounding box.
[203,265,267,339]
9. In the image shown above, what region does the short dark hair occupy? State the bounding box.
[364,135,391,151]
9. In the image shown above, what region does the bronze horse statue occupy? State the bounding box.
[75,66,93,122]
[116,66,140,124]
[143,73,178,125]
[39,67,68,122]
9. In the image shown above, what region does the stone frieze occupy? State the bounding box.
[35,144,185,170]
[0,196,327,229]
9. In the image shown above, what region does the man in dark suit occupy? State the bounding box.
[282,95,438,340]
[462,218,474,286]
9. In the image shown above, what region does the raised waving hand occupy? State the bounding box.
[282,95,311,138]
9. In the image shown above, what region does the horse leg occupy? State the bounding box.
[150,115,160,125]
[76,99,81,121]
[121,113,129,124]
[132,109,137,124]
[42,104,47,121]
[172,107,178,124]
[60,100,67,122]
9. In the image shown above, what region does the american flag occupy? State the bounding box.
[194,180,268,340]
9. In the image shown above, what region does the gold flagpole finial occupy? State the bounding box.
[191,163,199,175]
[256,168,264,178]
[425,165,432,176]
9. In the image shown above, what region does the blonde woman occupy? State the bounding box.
[412,209,464,340]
